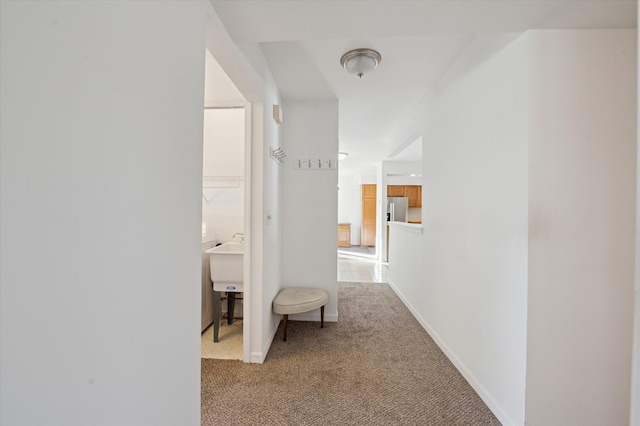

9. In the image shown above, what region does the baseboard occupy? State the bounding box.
[387,278,517,426]
[249,316,280,364]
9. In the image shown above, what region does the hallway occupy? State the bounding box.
[201,281,500,425]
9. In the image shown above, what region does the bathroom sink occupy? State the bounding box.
[206,242,243,292]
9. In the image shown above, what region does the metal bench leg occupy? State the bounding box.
[283,314,288,341]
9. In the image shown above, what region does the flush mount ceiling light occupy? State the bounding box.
[338,152,349,160]
[340,48,381,78]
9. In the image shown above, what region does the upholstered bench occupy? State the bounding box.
[273,287,329,341]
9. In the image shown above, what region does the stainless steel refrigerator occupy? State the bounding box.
[387,197,409,222]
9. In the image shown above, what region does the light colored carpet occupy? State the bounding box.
[201,282,500,425]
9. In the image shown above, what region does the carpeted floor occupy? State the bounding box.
[201,282,500,425]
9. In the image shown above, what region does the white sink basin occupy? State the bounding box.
[206,242,243,292]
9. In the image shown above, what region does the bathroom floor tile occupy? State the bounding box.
[201,319,243,360]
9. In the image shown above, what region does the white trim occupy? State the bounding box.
[631,15,640,424]
[204,100,246,109]
[250,319,279,364]
[387,277,516,426]
[242,102,252,363]
[631,227,640,425]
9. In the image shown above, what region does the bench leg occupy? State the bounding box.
[282,314,288,341]
[321,306,325,329]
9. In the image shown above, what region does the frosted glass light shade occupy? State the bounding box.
[340,48,381,78]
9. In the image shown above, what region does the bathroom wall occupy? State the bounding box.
[202,108,245,243]
[202,50,246,244]
[0,2,205,424]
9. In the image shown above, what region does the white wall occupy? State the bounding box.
[0,2,205,425]
[253,75,284,361]
[526,29,636,426]
[204,49,245,106]
[202,108,245,243]
[281,101,339,321]
[421,34,529,425]
[387,223,423,287]
[338,174,362,245]
[361,174,377,184]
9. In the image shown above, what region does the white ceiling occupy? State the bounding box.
[211,0,636,176]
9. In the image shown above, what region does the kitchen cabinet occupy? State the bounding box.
[338,223,351,247]
[386,185,422,208]
[387,185,405,197]
[362,184,376,198]
[361,184,376,246]
[405,185,422,207]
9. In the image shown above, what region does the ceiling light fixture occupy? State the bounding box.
[340,48,381,78]
[338,152,349,160]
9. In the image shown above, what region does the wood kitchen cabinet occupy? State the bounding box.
[405,185,422,207]
[338,223,351,247]
[362,184,376,198]
[387,185,405,197]
[386,185,422,208]
[361,184,376,246]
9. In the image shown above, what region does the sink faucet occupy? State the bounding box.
[233,232,245,242]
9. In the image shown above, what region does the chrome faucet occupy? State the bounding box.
[232,232,245,242]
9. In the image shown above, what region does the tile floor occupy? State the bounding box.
[338,253,388,283]
[200,254,388,360]
[201,319,243,360]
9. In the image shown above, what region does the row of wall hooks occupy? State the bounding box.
[295,158,337,170]
[270,147,286,165]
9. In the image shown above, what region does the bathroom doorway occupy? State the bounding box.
[200,49,249,361]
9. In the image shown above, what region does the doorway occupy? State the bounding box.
[337,176,377,260]
[200,49,250,361]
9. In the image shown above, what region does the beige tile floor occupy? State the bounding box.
[200,255,387,360]
[338,254,388,283]
[201,319,243,360]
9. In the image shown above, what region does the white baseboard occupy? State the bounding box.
[249,317,280,364]
[387,278,516,426]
